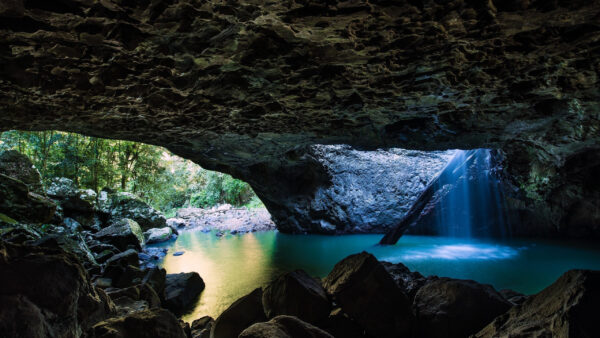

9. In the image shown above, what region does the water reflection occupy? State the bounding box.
[150,231,600,322]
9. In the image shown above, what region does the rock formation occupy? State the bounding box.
[1,0,598,236]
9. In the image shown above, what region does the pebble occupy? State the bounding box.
[173,251,185,256]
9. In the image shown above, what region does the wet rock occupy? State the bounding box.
[239,315,334,338]
[0,242,115,337]
[262,270,330,325]
[100,191,167,231]
[94,218,144,251]
[212,288,266,338]
[475,270,600,337]
[173,251,184,256]
[88,308,187,338]
[164,272,205,316]
[0,150,44,194]
[322,252,413,338]
[144,227,173,244]
[0,173,56,223]
[413,278,512,338]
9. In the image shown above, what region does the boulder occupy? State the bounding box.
[167,217,187,230]
[322,308,365,338]
[99,191,166,231]
[413,278,512,338]
[144,227,173,244]
[381,261,431,301]
[191,316,214,338]
[102,263,146,289]
[164,272,205,316]
[475,270,600,337]
[94,218,144,251]
[211,288,266,338]
[106,283,161,316]
[105,249,139,269]
[0,173,56,223]
[0,150,44,194]
[142,267,167,300]
[239,315,334,338]
[46,177,98,227]
[0,242,115,337]
[262,270,330,325]
[322,252,413,338]
[88,308,187,338]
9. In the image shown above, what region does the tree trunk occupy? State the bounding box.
[379,150,479,245]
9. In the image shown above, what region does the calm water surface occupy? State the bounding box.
[149,230,600,321]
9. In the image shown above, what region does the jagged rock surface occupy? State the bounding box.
[0,0,599,235]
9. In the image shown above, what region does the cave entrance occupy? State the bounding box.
[0,130,273,232]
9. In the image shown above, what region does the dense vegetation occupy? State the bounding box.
[0,130,262,213]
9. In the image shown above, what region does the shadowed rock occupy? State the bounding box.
[164,272,205,316]
[239,315,333,338]
[413,278,512,338]
[262,270,330,325]
[474,270,600,337]
[88,308,187,338]
[211,288,266,338]
[322,252,413,338]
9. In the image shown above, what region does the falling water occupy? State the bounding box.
[418,149,511,238]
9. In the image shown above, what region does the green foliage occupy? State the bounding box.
[0,130,261,213]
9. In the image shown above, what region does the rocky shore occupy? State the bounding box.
[167,205,276,234]
[1,150,598,337]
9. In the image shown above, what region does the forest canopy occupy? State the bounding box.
[0,130,261,214]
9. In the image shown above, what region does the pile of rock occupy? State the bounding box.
[169,206,275,234]
[0,151,205,337]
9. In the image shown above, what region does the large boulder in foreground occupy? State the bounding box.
[0,173,56,223]
[475,269,600,337]
[211,288,266,338]
[262,270,330,325]
[322,252,413,338]
[239,315,333,338]
[99,191,166,231]
[94,218,144,251]
[88,308,187,338]
[0,150,44,194]
[413,278,512,338]
[164,272,205,316]
[0,242,115,337]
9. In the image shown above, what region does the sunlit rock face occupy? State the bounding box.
[272,145,455,233]
[0,0,599,236]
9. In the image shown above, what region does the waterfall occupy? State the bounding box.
[410,149,511,238]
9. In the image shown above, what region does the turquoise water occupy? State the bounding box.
[150,230,600,321]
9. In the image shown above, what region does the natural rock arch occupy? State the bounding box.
[1,0,599,236]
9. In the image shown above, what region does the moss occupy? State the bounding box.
[0,213,17,224]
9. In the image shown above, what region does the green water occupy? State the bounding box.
[149,230,600,322]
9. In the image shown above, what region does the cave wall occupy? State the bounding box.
[1,0,599,236]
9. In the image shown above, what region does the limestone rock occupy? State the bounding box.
[89,308,187,338]
[239,315,333,338]
[262,270,330,325]
[413,278,512,338]
[211,288,266,338]
[164,272,205,316]
[322,252,413,338]
[474,270,600,337]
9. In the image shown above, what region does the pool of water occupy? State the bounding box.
[149,230,600,322]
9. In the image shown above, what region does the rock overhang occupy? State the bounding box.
[1,0,599,236]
